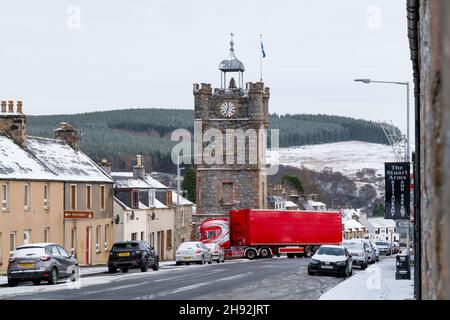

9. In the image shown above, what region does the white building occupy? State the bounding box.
[308,200,327,211]
[364,217,400,243]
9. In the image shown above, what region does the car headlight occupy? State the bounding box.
[336,261,347,266]
[310,259,320,264]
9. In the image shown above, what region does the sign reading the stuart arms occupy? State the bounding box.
[384,162,410,220]
[64,211,94,219]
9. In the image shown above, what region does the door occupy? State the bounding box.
[86,227,92,265]
[57,246,73,277]
[157,231,165,261]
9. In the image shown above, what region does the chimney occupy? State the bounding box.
[54,122,79,150]
[99,159,112,175]
[0,100,27,146]
[132,155,146,179]
[8,101,14,113]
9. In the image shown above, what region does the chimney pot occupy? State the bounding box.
[8,101,14,113]
[1,101,6,113]
[17,101,23,114]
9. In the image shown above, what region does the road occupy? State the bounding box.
[0,257,346,300]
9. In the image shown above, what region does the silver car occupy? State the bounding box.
[7,243,79,287]
[205,243,225,263]
[361,239,377,264]
[342,240,369,269]
[175,241,212,265]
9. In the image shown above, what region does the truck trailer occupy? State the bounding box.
[200,209,342,259]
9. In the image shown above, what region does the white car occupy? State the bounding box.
[205,243,225,263]
[175,241,212,265]
[308,245,353,277]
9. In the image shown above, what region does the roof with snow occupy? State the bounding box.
[0,134,112,182]
[368,218,396,228]
[285,201,299,208]
[343,219,367,231]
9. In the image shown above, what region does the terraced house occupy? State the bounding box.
[0,101,113,272]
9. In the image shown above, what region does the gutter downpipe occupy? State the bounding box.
[407,0,421,300]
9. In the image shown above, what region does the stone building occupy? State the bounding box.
[194,37,269,228]
[0,102,114,271]
[407,0,450,299]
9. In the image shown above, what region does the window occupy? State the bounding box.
[23,230,31,245]
[148,232,155,247]
[166,230,172,250]
[43,184,49,209]
[71,228,76,255]
[375,229,380,234]
[70,185,77,210]
[24,183,30,209]
[166,191,173,207]
[222,182,233,204]
[141,232,144,241]
[2,183,9,210]
[132,190,139,209]
[96,225,101,252]
[86,185,92,210]
[9,232,16,253]
[149,190,155,207]
[100,185,106,210]
[131,232,137,241]
[57,246,69,258]
[44,228,50,242]
[104,224,109,250]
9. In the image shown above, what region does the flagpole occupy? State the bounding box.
[260,34,263,82]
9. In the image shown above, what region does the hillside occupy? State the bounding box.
[27,109,399,172]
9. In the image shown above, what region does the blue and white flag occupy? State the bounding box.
[260,35,266,58]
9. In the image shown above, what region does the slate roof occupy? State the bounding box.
[0,134,112,183]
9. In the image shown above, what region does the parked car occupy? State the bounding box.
[392,242,400,254]
[369,239,380,262]
[342,240,369,269]
[375,241,392,255]
[176,241,212,265]
[7,243,79,287]
[308,245,353,277]
[361,239,377,264]
[108,241,159,273]
[205,243,225,263]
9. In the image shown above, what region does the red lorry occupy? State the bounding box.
[200,208,342,259]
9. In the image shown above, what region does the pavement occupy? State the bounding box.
[0,257,345,300]
[320,256,414,300]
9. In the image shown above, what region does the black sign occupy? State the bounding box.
[385,162,410,220]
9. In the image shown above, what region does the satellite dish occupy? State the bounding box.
[114,215,120,224]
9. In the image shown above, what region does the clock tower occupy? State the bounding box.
[193,35,269,225]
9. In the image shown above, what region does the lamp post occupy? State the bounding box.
[354,78,412,257]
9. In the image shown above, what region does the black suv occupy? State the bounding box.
[108,241,159,273]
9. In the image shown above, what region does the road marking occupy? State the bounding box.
[136,272,253,299]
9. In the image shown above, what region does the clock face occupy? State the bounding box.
[220,101,235,117]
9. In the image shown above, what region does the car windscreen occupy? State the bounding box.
[13,247,46,258]
[317,247,345,256]
[375,242,388,246]
[178,243,198,250]
[343,242,363,250]
[112,243,140,251]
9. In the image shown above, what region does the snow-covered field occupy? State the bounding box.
[320,257,414,300]
[267,141,397,177]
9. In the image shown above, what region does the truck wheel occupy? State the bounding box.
[304,246,313,258]
[295,253,304,258]
[287,253,295,259]
[259,248,271,258]
[245,249,257,260]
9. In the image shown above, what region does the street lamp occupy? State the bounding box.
[354,79,410,162]
[355,78,412,258]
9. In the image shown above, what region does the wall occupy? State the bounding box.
[418,0,450,299]
[0,180,64,273]
[63,182,114,266]
[147,207,175,260]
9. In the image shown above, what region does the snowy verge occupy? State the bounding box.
[320,257,414,300]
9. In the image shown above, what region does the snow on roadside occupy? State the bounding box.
[320,257,414,300]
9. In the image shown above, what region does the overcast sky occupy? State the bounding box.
[0,0,413,133]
